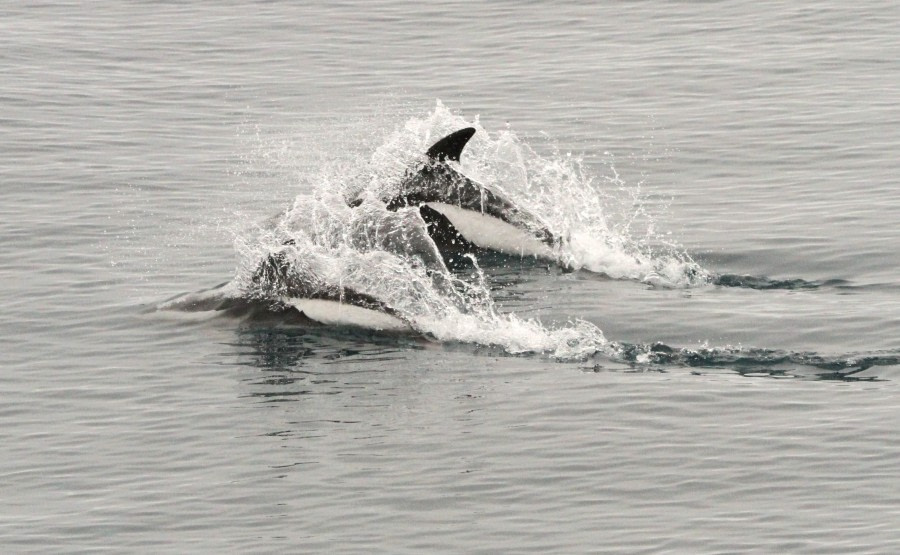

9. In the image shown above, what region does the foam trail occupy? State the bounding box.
[595,343,900,381]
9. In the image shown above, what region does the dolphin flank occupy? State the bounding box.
[383,128,561,268]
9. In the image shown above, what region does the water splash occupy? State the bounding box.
[186,101,729,358]
[368,100,710,286]
[224,114,612,358]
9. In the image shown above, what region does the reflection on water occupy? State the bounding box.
[229,326,426,403]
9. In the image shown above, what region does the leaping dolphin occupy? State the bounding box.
[360,128,563,269]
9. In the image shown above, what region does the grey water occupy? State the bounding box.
[3,1,900,552]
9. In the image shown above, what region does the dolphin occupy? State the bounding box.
[158,246,410,332]
[379,128,562,268]
[249,247,410,331]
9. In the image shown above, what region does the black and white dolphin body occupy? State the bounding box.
[158,247,411,332]
[362,128,563,269]
[248,247,410,330]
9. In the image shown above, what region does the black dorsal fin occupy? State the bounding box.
[425,127,476,163]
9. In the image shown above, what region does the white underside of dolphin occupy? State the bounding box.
[424,202,555,259]
[283,297,410,331]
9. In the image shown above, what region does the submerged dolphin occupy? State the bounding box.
[358,128,563,269]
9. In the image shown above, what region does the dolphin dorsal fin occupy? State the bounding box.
[425,127,476,163]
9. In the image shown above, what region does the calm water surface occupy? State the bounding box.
[2,2,900,552]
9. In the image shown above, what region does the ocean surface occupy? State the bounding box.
[3,2,900,552]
